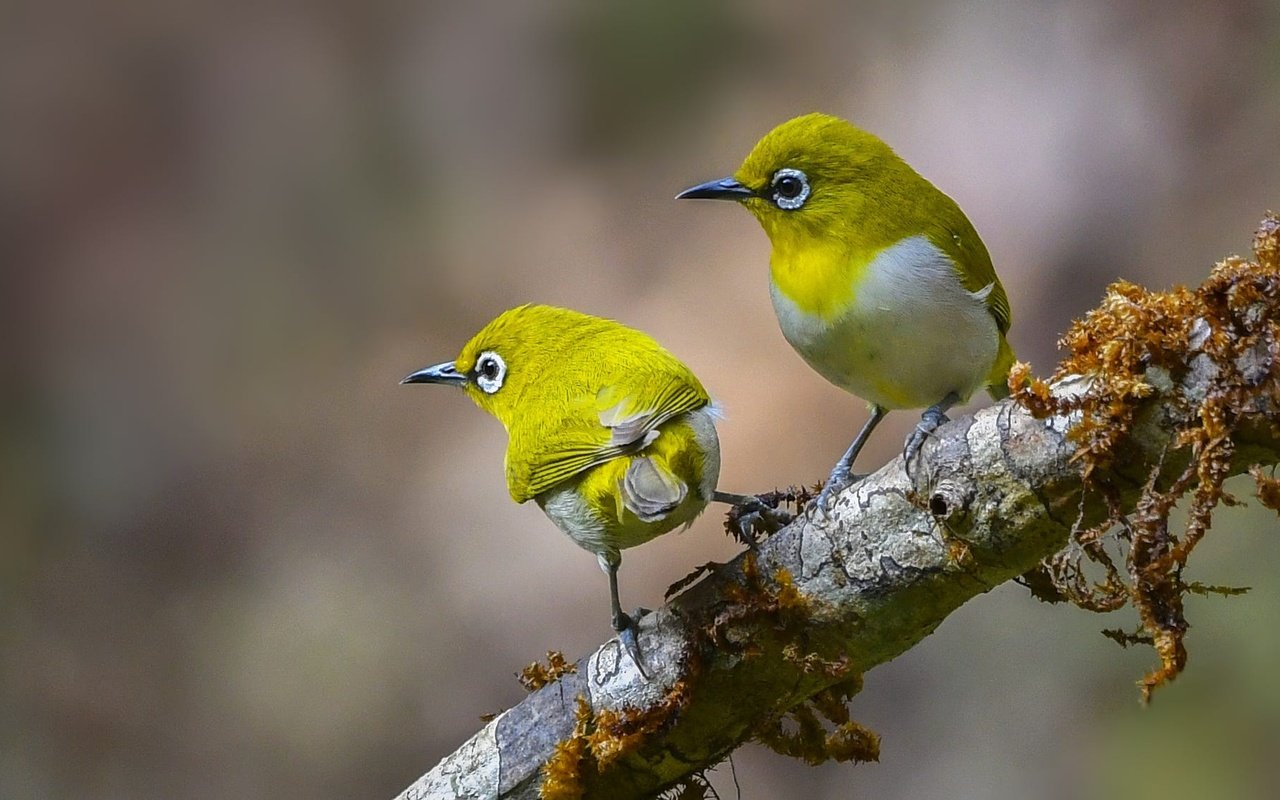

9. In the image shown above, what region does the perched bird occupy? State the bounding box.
[678,112,1014,514]
[402,304,722,674]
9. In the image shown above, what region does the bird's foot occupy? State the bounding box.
[715,491,795,546]
[734,496,795,544]
[904,393,960,479]
[903,407,950,478]
[613,608,651,680]
[811,465,866,520]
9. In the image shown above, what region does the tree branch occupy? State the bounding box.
[396,217,1280,800]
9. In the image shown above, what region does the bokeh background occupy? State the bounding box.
[4,1,1280,798]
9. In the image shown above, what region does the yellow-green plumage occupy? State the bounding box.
[403,304,721,670]
[731,112,1013,395]
[679,112,1016,510]
[449,305,716,514]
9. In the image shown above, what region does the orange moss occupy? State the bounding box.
[1250,465,1280,512]
[945,535,974,566]
[705,551,818,657]
[702,541,877,771]
[754,675,878,765]
[781,642,854,678]
[587,681,693,769]
[520,650,578,692]
[1011,213,1280,701]
[726,554,810,615]
[539,696,593,800]
[538,677,696,796]
[772,567,806,611]
[585,708,650,771]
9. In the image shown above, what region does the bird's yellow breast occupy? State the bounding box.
[763,222,878,321]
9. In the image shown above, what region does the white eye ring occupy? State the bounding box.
[771,167,810,210]
[474,351,506,394]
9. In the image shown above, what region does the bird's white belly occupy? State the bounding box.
[770,235,999,410]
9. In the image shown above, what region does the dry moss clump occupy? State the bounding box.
[753,674,880,766]
[539,696,594,800]
[1011,213,1280,701]
[519,650,578,692]
[537,679,695,798]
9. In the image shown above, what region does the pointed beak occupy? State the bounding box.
[675,176,755,201]
[401,361,468,387]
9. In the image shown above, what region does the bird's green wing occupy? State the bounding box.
[930,205,1011,335]
[507,368,710,503]
[928,202,1016,397]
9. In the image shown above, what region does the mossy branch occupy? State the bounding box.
[395,215,1280,800]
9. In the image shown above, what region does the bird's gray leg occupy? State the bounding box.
[814,404,889,517]
[903,391,960,474]
[602,552,649,679]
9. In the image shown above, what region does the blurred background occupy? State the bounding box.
[3,1,1279,798]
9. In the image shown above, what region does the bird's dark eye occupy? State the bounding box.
[473,350,506,394]
[776,175,802,198]
[770,167,810,210]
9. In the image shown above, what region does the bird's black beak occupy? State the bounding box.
[401,361,467,387]
[675,177,755,201]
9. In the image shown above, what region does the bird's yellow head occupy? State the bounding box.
[677,112,909,248]
[401,304,556,429]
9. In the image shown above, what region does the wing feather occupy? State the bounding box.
[620,456,687,522]
[930,209,1011,335]
[509,368,710,503]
